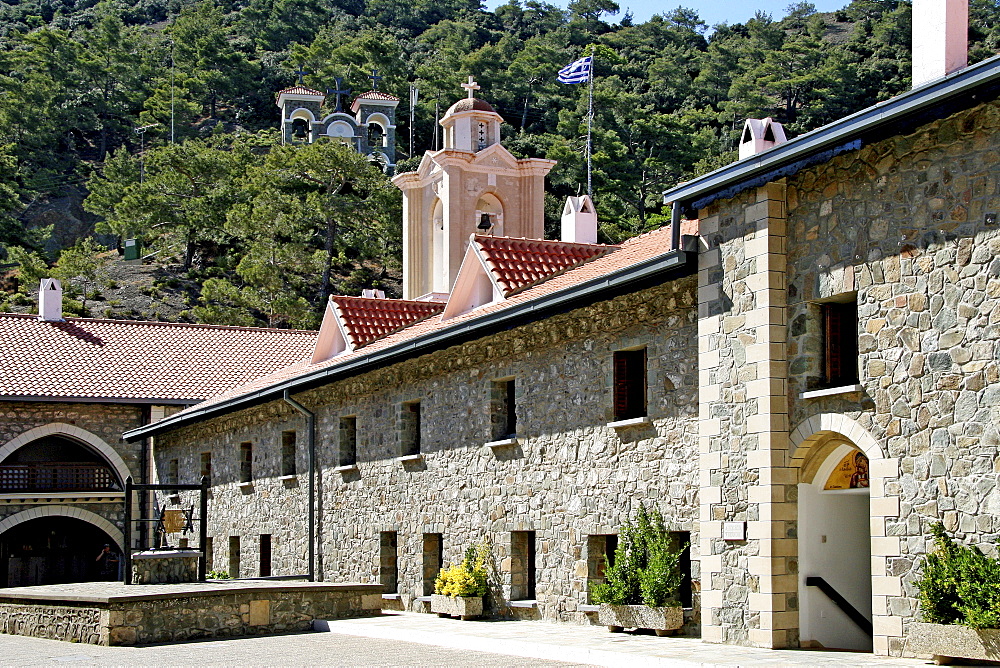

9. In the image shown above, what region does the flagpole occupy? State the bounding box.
[586,56,593,197]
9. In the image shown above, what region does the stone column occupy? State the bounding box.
[698,182,796,647]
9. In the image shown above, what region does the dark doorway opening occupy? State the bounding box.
[0,516,119,587]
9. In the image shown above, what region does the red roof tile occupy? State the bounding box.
[0,316,317,402]
[173,225,682,416]
[276,86,325,99]
[473,236,617,296]
[354,90,400,102]
[332,296,444,349]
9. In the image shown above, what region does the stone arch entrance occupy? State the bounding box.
[790,414,890,653]
[0,506,124,587]
[0,423,130,487]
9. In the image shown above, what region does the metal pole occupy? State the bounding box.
[170,41,175,145]
[282,390,316,582]
[671,201,682,251]
[198,475,208,581]
[123,476,133,585]
[587,60,594,198]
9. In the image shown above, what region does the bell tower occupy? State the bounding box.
[392,78,556,301]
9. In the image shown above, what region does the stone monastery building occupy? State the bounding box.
[3,0,1000,658]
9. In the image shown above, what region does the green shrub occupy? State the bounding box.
[592,504,684,608]
[207,569,231,580]
[917,522,1000,628]
[434,542,489,597]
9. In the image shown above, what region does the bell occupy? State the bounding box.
[478,213,493,232]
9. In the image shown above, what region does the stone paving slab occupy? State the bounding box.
[317,612,931,668]
[0,579,378,603]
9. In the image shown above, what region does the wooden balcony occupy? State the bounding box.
[0,462,120,493]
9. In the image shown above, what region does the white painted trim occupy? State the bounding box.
[0,505,124,551]
[789,413,886,462]
[508,599,538,608]
[606,416,652,429]
[311,300,352,363]
[396,454,424,463]
[238,481,254,488]
[333,464,359,473]
[485,437,519,449]
[441,238,504,320]
[278,474,298,481]
[0,423,131,486]
[800,384,864,399]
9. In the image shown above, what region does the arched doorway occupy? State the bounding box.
[0,434,122,494]
[798,438,873,651]
[0,514,122,587]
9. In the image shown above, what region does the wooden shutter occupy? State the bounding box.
[824,302,859,385]
[613,352,630,420]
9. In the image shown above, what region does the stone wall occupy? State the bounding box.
[0,602,104,644]
[696,98,1000,655]
[158,277,701,624]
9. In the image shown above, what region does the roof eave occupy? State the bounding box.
[663,55,1000,211]
[123,248,694,442]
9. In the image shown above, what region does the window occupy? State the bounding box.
[281,431,296,477]
[511,531,536,600]
[229,536,241,578]
[422,533,442,596]
[167,458,179,493]
[670,531,693,608]
[822,301,859,387]
[200,452,212,483]
[401,402,421,457]
[340,416,358,467]
[587,534,618,603]
[239,442,252,484]
[204,536,213,572]
[380,531,398,594]
[613,348,647,421]
[491,379,517,441]
[259,534,272,577]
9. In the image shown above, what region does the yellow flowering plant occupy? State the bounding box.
[434,542,489,598]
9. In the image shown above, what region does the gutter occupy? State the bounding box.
[123,247,693,442]
[281,390,317,583]
[663,53,1000,212]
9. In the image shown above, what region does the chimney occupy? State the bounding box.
[912,0,968,88]
[738,118,787,160]
[361,289,386,299]
[561,195,598,244]
[38,278,64,322]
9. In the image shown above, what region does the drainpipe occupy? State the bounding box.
[671,200,682,251]
[282,390,316,582]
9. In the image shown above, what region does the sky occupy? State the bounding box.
[481,0,849,29]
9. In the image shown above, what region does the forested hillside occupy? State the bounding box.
[1,0,998,328]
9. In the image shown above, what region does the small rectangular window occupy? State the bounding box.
[204,536,213,572]
[670,531,693,608]
[281,431,296,477]
[491,379,517,440]
[259,534,272,577]
[422,533,442,596]
[229,535,241,578]
[200,451,212,483]
[340,416,358,467]
[511,530,536,600]
[402,402,421,456]
[613,348,647,421]
[167,458,179,492]
[239,442,252,483]
[380,531,398,594]
[587,534,618,603]
[822,301,859,386]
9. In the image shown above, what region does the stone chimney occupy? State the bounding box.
[361,289,386,299]
[561,195,598,244]
[912,0,968,88]
[39,278,64,322]
[738,118,787,160]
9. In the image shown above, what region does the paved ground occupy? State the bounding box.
[0,611,935,667]
[0,630,583,667]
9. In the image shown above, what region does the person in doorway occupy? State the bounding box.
[95,544,120,580]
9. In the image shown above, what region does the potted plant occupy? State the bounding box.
[909,522,1000,665]
[430,543,489,620]
[593,504,685,636]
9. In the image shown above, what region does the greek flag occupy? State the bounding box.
[558,56,592,84]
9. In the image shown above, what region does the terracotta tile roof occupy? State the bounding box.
[473,236,617,296]
[172,225,685,415]
[332,296,444,349]
[354,90,400,102]
[0,316,317,402]
[276,86,325,99]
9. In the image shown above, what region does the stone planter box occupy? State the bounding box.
[430,594,483,620]
[597,603,683,636]
[907,622,1000,665]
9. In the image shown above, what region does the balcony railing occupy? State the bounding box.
[0,462,120,493]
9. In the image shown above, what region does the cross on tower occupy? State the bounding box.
[294,64,310,86]
[461,76,480,99]
[368,69,382,91]
[327,77,352,112]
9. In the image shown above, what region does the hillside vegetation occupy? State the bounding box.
[1,0,998,328]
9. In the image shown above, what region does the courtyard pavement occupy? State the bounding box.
[0,611,936,667]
